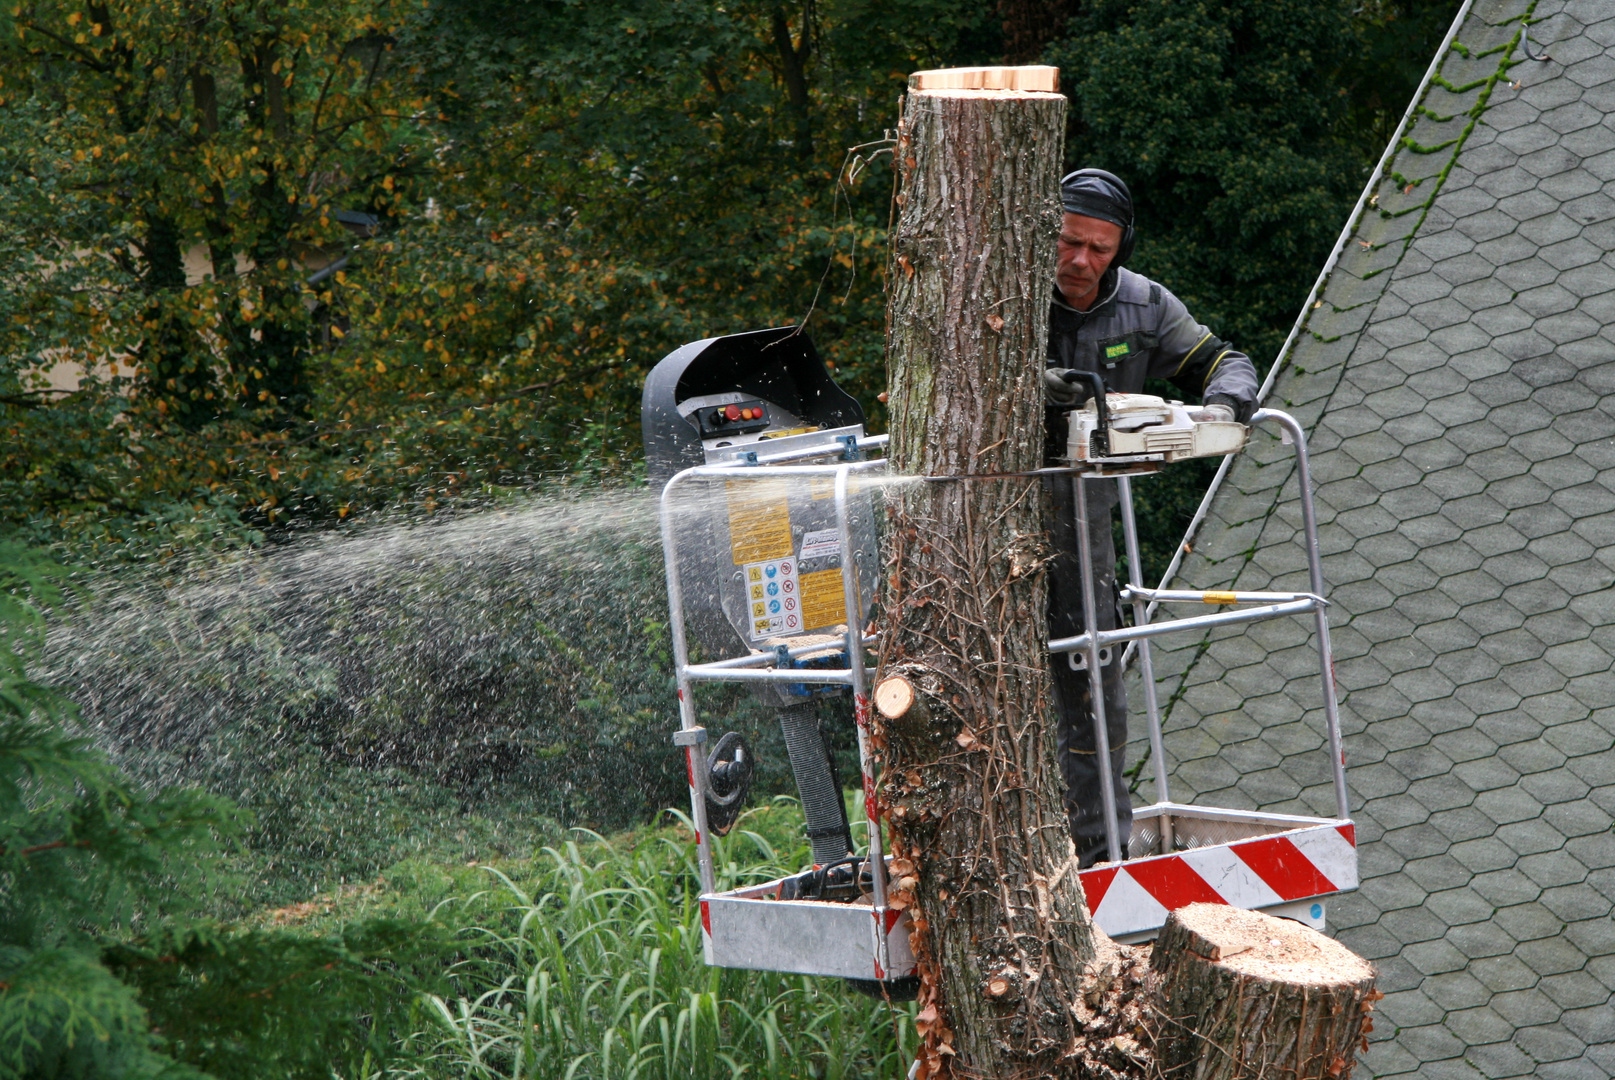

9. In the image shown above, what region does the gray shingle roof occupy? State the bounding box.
[1138,1,1615,1075]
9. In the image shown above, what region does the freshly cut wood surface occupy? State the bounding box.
[1151,904,1379,1080]
[873,675,915,720]
[1178,903,1373,985]
[908,65,1059,92]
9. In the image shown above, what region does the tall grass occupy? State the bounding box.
[406,798,917,1079]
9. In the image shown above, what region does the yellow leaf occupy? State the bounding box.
[374,360,387,373]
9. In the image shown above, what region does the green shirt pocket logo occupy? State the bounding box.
[1105,342,1131,360]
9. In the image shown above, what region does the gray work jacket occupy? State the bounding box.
[1045,267,1259,419]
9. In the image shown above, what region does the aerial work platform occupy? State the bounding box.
[644,329,1356,985]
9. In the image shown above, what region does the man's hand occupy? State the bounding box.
[1188,401,1236,424]
[1043,368,1092,408]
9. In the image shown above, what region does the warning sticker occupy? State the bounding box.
[744,557,802,640]
[809,477,835,501]
[726,480,794,565]
[798,568,848,631]
[798,529,842,562]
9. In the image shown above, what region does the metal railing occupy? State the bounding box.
[660,410,1350,972]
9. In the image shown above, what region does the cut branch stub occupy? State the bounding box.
[874,674,916,720]
[1150,904,1379,1080]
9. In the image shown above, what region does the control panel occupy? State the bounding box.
[697,399,771,438]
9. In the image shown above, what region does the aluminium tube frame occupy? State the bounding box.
[1117,475,1172,852]
[658,455,893,976]
[1059,408,1350,864]
[1252,409,1350,821]
[1072,477,1126,865]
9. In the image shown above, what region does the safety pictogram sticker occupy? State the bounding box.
[744,557,801,640]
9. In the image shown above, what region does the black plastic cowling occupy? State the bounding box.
[640,326,864,486]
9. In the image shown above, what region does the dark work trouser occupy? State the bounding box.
[1046,475,1132,867]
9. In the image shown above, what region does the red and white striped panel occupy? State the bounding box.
[1079,823,1357,939]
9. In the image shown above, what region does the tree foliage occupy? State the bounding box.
[0,0,1000,550]
[0,540,229,1077]
[1,541,454,1079]
[1,0,1456,559]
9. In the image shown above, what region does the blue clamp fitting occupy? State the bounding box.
[837,434,859,461]
[772,646,811,698]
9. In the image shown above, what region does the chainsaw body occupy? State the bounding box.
[1067,392,1248,471]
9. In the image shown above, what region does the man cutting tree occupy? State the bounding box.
[1043,168,1259,867]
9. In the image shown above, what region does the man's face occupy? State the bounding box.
[1056,212,1124,309]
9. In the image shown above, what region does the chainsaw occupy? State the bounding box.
[1063,371,1249,471]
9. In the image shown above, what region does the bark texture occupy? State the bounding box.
[1150,905,1379,1080]
[878,84,1092,1080]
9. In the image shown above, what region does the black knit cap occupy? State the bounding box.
[1060,169,1133,229]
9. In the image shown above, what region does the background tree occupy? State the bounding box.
[0,538,451,1079]
[0,0,1003,551]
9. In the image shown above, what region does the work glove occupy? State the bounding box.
[1188,401,1235,424]
[1043,368,1093,409]
[1202,393,1253,423]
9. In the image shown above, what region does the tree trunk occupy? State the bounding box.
[1150,905,1379,1080]
[877,74,1090,1080]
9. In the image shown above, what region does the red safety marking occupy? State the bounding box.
[1125,856,1226,909]
[873,958,885,979]
[677,689,684,701]
[700,900,711,937]
[885,908,904,933]
[863,772,882,820]
[1337,823,1356,846]
[685,747,695,788]
[855,693,871,730]
[1079,866,1118,912]
[1232,836,1339,901]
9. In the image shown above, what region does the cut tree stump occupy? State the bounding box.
[1150,904,1379,1080]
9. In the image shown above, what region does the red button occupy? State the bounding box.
[725,404,741,420]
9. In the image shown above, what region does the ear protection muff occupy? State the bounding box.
[1060,167,1135,269]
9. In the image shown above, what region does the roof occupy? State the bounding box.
[1142,1,1615,1076]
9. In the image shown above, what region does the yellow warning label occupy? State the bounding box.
[809,477,835,501]
[799,568,848,630]
[726,480,794,564]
